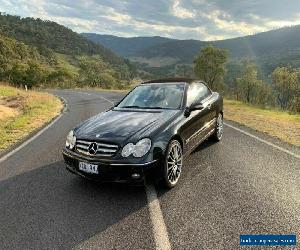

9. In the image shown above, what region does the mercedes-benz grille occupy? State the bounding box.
[76,140,119,157]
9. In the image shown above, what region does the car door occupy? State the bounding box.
[181,82,214,152]
[199,82,217,128]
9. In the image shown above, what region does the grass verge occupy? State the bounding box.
[224,99,300,147]
[0,84,63,152]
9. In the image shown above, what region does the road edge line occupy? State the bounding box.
[76,90,115,104]
[145,184,172,250]
[99,95,114,104]
[224,122,300,160]
[0,95,66,164]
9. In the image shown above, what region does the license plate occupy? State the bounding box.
[79,162,99,174]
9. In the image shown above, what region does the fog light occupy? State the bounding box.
[131,173,141,179]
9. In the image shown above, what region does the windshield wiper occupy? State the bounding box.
[121,105,170,110]
[121,105,144,109]
[143,106,165,109]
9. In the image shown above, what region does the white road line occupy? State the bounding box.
[145,184,172,250]
[91,91,171,250]
[76,90,115,104]
[98,95,114,104]
[224,122,300,160]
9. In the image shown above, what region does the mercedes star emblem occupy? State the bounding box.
[88,142,98,155]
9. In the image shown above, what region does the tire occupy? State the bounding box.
[162,140,183,188]
[211,113,223,141]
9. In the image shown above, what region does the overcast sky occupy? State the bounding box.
[1,0,300,40]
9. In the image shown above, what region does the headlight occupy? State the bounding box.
[121,143,135,157]
[66,130,76,149]
[121,138,151,158]
[133,138,151,157]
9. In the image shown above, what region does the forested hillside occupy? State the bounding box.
[0,13,132,88]
[0,34,54,86]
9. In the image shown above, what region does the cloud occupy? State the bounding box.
[1,0,300,40]
[201,10,266,36]
[172,0,195,19]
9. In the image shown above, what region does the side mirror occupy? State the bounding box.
[184,102,204,117]
[189,102,204,112]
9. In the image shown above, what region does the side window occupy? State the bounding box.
[187,82,211,106]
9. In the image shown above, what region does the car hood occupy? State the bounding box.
[74,108,179,144]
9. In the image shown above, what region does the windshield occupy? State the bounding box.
[117,83,185,109]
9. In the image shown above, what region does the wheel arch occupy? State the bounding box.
[170,134,184,153]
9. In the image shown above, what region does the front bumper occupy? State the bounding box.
[62,149,160,183]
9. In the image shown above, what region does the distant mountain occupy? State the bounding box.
[82,34,173,57]
[83,26,300,77]
[84,26,300,62]
[137,27,300,61]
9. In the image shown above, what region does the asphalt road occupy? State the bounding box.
[0,89,299,250]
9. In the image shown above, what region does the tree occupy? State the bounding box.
[47,66,76,87]
[25,61,47,87]
[236,61,260,103]
[194,46,228,91]
[224,61,243,99]
[236,61,273,105]
[271,67,298,110]
[9,62,27,86]
[291,70,300,112]
[77,56,116,88]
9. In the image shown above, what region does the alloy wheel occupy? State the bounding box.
[166,141,182,186]
[216,114,223,140]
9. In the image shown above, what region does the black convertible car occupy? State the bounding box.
[62,78,223,188]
